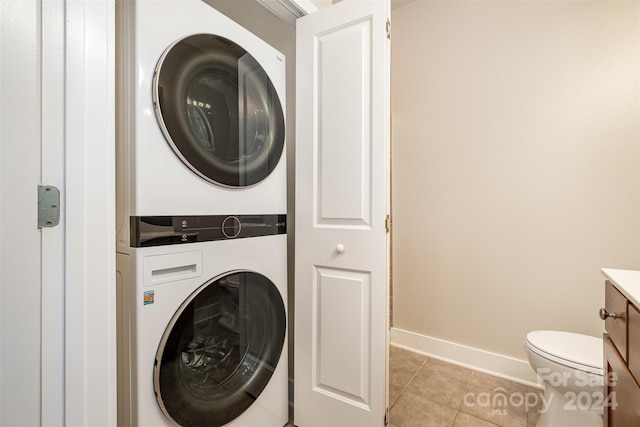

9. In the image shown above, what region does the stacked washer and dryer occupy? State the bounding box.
[116,1,288,426]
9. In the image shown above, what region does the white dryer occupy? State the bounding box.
[117,215,288,427]
[117,0,286,251]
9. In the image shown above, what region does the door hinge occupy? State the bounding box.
[385,214,391,233]
[386,19,391,39]
[384,407,389,426]
[38,185,60,228]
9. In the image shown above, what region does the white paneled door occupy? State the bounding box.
[294,1,391,425]
[1,2,44,424]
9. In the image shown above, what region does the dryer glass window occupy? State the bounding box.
[154,34,285,187]
[154,271,286,427]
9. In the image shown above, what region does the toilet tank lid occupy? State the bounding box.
[526,330,603,370]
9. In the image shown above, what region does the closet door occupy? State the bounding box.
[294,0,391,425]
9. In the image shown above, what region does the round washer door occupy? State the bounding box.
[154,271,286,427]
[154,34,285,187]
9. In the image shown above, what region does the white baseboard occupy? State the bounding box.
[390,327,542,388]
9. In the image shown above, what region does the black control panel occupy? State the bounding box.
[130,214,286,247]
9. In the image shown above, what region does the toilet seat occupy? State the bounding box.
[525,330,604,376]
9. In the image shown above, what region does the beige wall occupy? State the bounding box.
[392,0,640,360]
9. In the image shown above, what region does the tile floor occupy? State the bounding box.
[389,346,543,427]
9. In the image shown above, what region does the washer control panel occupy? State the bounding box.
[130,214,286,247]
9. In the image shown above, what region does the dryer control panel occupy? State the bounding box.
[130,214,286,247]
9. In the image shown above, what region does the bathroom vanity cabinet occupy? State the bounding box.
[601,268,640,426]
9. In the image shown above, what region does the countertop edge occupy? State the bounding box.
[601,268,640,308]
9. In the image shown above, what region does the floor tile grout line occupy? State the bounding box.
[389,358,428,411]
[402,358,428,393]
[455,407,504,427]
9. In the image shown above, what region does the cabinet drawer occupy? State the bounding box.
[605,281,628,361]
[604,334,640,426]
[629,304,640,382]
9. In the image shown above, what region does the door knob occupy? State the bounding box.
[335,244,345,254]
[599,308,619,320]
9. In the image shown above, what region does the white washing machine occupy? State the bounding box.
[117,216,288,427]
[117,0,287,252]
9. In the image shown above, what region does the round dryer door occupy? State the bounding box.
[154,34,285,187]
[154,271,286,427]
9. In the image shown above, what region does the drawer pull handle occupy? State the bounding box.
[599,308,619,320]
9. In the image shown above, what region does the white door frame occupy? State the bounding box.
[0,0,116,424]
[64,1,117,425]
[41,0,66,422]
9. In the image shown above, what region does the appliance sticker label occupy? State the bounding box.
[143,290,154,305]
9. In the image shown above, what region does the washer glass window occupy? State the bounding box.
[154,271,286,427]
[154,34,285,187]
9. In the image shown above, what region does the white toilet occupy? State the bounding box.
[524,330,604,427]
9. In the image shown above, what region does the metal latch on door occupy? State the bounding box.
[38,185,60,228]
